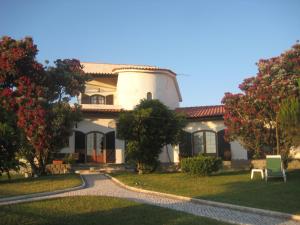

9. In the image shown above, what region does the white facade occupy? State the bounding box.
[62,62,248,165]
[116,69,181,110]
[182,120,248,161]
[79,63,182,111]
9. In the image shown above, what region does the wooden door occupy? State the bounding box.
[105,131,115,163]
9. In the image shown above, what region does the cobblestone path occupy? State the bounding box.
[1,174,299,225]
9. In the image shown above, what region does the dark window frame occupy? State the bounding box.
[192,130,218,156]
[146,92,152,100]
[90,94,105,104]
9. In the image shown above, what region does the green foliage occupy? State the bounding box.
[181,155,222,176]
[63,154,77,164]
[0,106,20,178]
[279,79,300,147]
[48,103,82,153]
[117,99,186,173]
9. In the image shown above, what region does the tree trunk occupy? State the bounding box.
[38,152,47,176]
[137,162,143,174]
[5,168,11,180]
[275,115,280,155]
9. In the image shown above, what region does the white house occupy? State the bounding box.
[61,62,248,164]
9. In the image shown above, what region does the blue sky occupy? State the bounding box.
[1,0,299,107]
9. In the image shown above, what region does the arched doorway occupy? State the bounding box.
[86,131,105,163]
[75,131,86,163]
[74,130,116,163]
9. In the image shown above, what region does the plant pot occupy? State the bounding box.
[53,160,63,165]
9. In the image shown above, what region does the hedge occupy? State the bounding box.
[181,155,222,176]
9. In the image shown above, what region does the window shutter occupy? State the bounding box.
[81,94,90,104]
[106,95,114,105]
[217,129,231,160]
[105,131,115,163]
[179,131,193,159]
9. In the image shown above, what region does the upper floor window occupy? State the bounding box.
[91,95,105,104]
[147,92,152,100]
[193,130,217,155]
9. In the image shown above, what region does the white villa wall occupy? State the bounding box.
[159,145,179,163]
[181,120,248,160]
[184,120,225,133]
[116,71,180,110]
[62,117,248,164]
[230,141,248,159]
[290,146,300,159]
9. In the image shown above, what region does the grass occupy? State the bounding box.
[111,170,300,215]
[0,196,232,225]
[0,174,82,198]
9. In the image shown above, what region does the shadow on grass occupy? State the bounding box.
[0,196,230,225]
[0,174,78,184]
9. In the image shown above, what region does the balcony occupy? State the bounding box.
[79,93,121,110]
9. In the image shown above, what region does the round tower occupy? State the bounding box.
[114,67,182,110]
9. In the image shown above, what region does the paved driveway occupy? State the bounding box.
[1,174,299,225]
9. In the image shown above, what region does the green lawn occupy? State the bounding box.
[111,170,300,215]
[0,196,231,225]
[0,174,82,198]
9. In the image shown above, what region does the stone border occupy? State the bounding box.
[0,174,86,204]
[105,173,300,222]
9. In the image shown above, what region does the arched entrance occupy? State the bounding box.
[74,130,116,163]
[75,131,86,163]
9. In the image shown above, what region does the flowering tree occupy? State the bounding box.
[0,37,48,170]
[222,43,300,158]
[0,36,86,175]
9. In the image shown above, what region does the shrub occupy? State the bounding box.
[181,155,222,176]
[63,154,77,164]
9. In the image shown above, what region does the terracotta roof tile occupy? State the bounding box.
[176,105,224,119]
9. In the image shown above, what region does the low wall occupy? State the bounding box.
[46,164,72,174]
[222,159,300,170]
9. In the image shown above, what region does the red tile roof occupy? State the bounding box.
[176,105,224,119]
[80,105,225,119]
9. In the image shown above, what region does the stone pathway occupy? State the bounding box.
[1,174,299,225]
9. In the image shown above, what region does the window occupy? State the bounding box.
[193,132,204,155]
[90,95,105,104]
[193,130,217,155]
[147,92,152,100]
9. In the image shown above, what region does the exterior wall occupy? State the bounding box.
[79,78,119,108]
[61,117,125,164]
[116,71,180,110]
[184,120,225,133]
[181,120,248,160]
[230,141,248,160]
[290,146,300,159]
[159,145,179,163]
